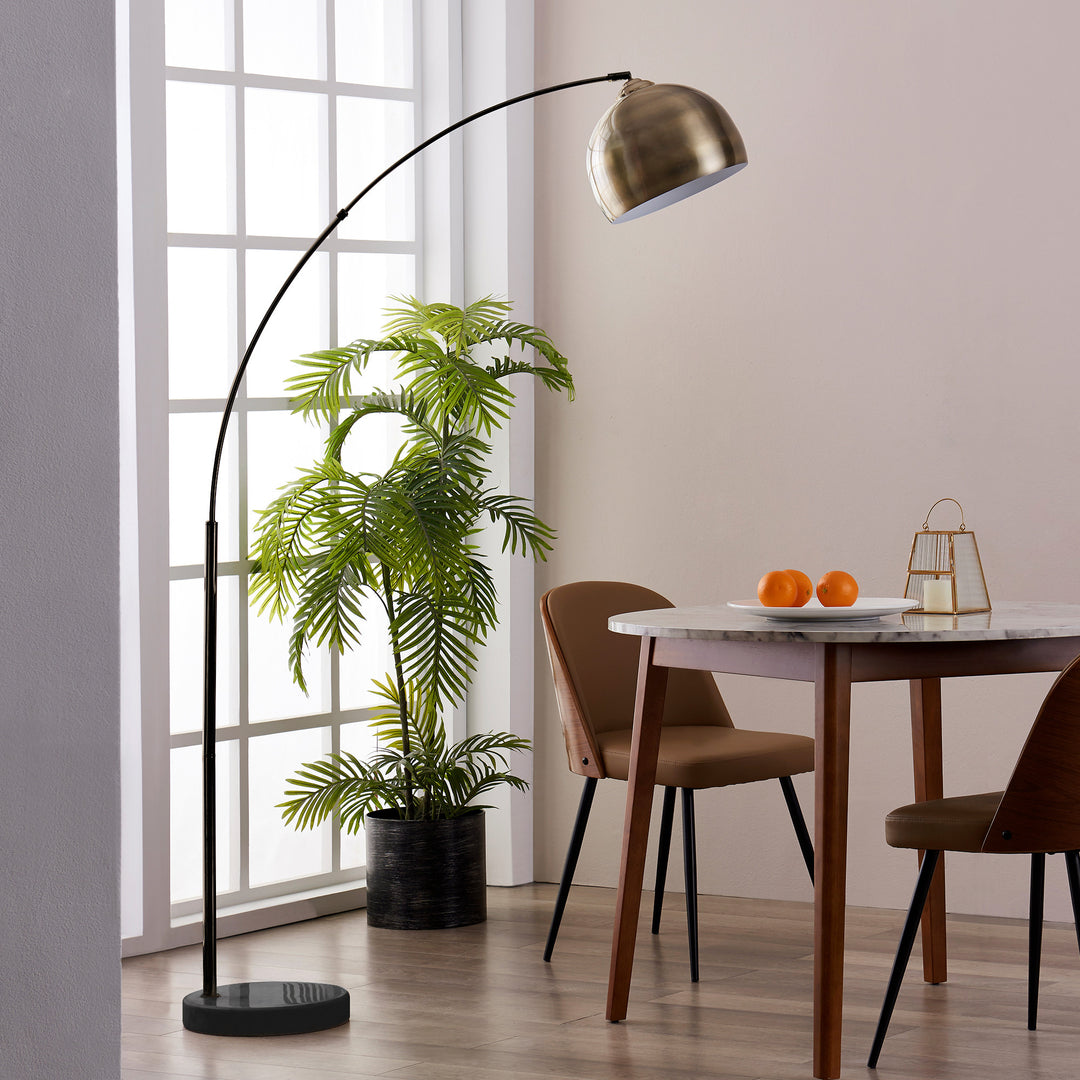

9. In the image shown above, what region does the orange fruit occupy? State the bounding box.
[785,569,814,607]
[758,570,798,607]
[816,570,859,607]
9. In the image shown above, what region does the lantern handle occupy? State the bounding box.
[923,497,966,532]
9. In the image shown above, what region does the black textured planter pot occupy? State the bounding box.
[365,807,486,929]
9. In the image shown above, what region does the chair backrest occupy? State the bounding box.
[540,580,734,780]
[983,653,1080,854]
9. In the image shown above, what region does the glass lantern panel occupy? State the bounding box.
[953,532,990,608]
[910,533,949,574]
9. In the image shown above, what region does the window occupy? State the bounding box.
[164,0,418,925]
[123,0,425,952]
[121,0,537,957]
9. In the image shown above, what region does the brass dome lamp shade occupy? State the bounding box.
[185,70,746,1039]
[588,78,748,222]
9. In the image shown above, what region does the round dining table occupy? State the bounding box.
[604,600,1080,1079]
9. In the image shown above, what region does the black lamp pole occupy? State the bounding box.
[183,70,633,1037]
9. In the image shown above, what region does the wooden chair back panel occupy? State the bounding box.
[540,581,733,780]
[984,654,1080,854]
[541,591,605,778]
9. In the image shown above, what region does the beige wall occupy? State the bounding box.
[532,1,1080,921]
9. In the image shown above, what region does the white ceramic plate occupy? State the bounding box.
[727,597,918,621]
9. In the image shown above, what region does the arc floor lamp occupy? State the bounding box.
[182,70,748,1036]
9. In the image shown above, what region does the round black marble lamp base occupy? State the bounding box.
[182,981,350,1036]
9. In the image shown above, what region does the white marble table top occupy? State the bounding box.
[609,600,1080,644]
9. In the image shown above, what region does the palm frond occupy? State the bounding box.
[251,295,571,821]
[285,554,367,691]
[366,675,446,755]
[390,591,489,712]
[397,349,514,438]
[486,355,575,399]
[478,492,557,559]
[248,457,358,620]
[279,749,414,832]
[381,295,512,354]
[279,729,531,825]
[324,389,439,462]
[286,337,419,420]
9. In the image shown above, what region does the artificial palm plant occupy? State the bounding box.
[249,297,573,831]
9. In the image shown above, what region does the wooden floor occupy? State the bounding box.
[123,883,1080,1080]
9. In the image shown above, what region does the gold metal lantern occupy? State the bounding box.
[903,498,991,614]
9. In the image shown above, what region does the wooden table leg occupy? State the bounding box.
[813,644,852,1080]
[606,636,669,1021]
[910,677,947,984]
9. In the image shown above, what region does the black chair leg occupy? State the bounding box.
[868,849,941,1069]
[779,775,815,885]
[682,788,700,983]
[1064,850,1080,957]
[544,776,597,962]
[1029,852,1046,1030]
[652,787,677,934]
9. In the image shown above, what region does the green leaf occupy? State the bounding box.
[249,296,570,821]
[278,729,531,825]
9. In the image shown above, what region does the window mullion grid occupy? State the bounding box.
[163,0,427,922]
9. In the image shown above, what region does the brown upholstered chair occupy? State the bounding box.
[868,654,1080,1068]
[540,580,815,981]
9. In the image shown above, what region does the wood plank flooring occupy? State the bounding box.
[122,884,1080,1079]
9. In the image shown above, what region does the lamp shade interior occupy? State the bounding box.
[587,79,748,223]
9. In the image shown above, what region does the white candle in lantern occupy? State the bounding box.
[922,578,953,612]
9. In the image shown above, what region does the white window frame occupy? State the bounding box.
[120,0,536,958]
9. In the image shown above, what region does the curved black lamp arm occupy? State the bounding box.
[206,70,629,520]
[199,70,632,996]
